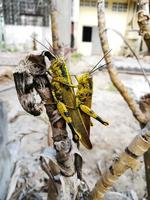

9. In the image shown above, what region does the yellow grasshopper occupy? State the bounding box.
[75,72,108,136]
[75,50,111,135]
[43,51,109,149]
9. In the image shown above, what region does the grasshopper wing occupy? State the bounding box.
[76,74,93,136]
[62,86,92,149]
[61,66,92,149]
[80,76,93,135]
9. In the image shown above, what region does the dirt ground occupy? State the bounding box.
[0,53,150,199]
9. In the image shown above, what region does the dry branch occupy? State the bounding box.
[14,54,90,200]
[96,0,150,199]
[91,122,150,200]
[97,0,147,125]
[140,94,150,199]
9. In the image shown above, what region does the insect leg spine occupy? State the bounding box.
[79,104,109,126]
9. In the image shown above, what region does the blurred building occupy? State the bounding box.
[2,0,49,26]
[0,0,148,55]
[1,0,71,51]
[76,0,143,56]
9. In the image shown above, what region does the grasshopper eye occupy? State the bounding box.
[42,51,56,61]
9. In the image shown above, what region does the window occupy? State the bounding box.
[112,2,127,12]
[80,0,97,7]
[80,0,108,8]
[21,15,43,26]
[3,0,49,26]
[82,26,92,42]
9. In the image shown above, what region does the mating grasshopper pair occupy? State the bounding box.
[43,51,109,149]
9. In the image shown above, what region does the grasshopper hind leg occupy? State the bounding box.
[80,104,109,126]
[56,101,81,145]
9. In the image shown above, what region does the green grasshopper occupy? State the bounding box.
[43,51,109,149]
[75,50,111,135]
[75,69,109,136]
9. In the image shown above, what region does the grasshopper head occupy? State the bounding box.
[76,72,93,102]
[77,73,93,90]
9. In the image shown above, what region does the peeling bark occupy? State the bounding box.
[14,54,90,200]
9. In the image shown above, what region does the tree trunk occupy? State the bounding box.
[49,0,62,55]
[13,54,90,200]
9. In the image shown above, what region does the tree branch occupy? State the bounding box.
[91,122,150,200]
[97,0,147,125]
[49,0,62,55]
[14,54,90,200]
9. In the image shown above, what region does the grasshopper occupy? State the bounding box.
[43,51,109,149]
[44,52,92,149]
[75,51,111,135]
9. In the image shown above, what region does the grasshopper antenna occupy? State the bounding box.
[31,36,50,52]
[45,38,55,53]
[90,62,110,74]
[90,49,112,73]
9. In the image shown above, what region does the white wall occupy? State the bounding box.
[4,0,71,52]
[78,3,129,56]
[78,7,97,55]
[56,0,72,48]
[4,25,52,51]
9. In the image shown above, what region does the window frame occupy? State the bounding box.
[112,2,128,12]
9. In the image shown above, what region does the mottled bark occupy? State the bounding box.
[14,54,89,200]
[137,0,150,52]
